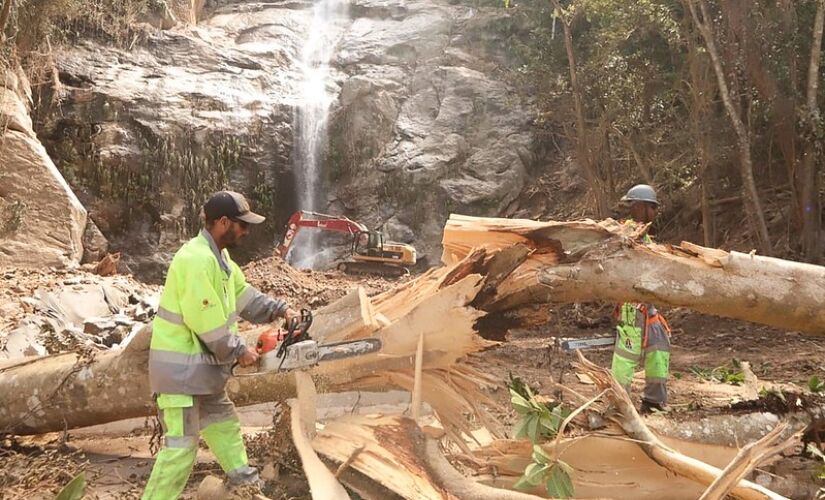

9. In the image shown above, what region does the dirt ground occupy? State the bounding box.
[2,261,825,499]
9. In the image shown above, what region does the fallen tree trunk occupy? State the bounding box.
[443,214,825,334]
[0,268,493,435]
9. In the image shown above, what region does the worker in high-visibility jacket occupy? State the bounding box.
[612,184,672,415]
[143,191,298,499]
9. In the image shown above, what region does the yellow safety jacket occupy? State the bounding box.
[148,230,287,394]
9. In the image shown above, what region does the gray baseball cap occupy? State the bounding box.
[203,191,265,224]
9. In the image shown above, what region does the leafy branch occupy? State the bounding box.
[509,383,575,498]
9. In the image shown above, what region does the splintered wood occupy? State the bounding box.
[442,214,825,333]
[4,213,819,500]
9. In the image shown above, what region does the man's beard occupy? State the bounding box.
[222,229,245,249]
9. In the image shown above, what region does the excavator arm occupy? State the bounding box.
[277,211,368,257]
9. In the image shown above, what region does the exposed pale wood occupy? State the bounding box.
[444,214,825,334]
[421,438,544,500]
[0,275,491,435]
[312,415,453,500]
[576,352,787,500]
[290,371,350,500]
[699,423,798,500]
[411,332,424,422]
[312,287,378,342]
[348,367,502,453]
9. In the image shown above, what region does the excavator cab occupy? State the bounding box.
[353,230,382,257]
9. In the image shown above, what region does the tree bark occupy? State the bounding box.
[0,0,13,39]
[688,0,773,255]
[443,214,825,334]
[550,0,609,218]
[685,16,716,247]
[800,0,825,263]
[0,272,491,435]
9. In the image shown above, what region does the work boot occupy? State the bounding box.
[639,400,666,415]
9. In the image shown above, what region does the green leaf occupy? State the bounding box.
[513,416,530,439]
[809,375,824,393]
[545,463,575,499]
[532,444,553,465]
[525,462,550,486]
[510,389,533,415]
[526,414,541,443]
[55,472,86,500]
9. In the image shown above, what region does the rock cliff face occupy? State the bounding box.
[1,66,88,268]
[30,0,547,274]
[326,0,540,265]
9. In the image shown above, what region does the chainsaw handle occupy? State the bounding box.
[276,309,314,367]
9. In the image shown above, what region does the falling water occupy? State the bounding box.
[290,0,348,268]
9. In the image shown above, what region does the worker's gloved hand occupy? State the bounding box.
[237,346,260,368]
[284,308,300,322]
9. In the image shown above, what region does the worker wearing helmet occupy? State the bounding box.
[613,184,672,414]
[143,191,298,499]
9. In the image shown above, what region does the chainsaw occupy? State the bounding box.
[251,309,382,372]
[559,335,615,353]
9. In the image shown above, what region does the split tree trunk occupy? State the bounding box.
[443,214,825,334]
[7,214,825,436]
[0,267,492,435]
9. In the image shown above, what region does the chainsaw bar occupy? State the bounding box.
[318,338,382,362]
[560,336,614,353]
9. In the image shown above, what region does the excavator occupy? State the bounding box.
[276,211,417,277]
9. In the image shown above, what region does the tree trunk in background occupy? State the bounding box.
[625,133,654,185]
[689,0,772,256]
[800,0,825,263]
[686,18,716,247]
[721,0,801,231]
[551,0,610,218]
[0,0,12,38]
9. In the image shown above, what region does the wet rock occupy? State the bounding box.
[39,4,306,277]
[327,1,540,264]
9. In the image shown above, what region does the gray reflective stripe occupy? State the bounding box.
[200,325,230,343]
[157,306,184,325]
[227,312,239,329]
[236,286,256,313]
[165,435,197,449]
[613,346,641,362]
[150,349,222,365]
[149,356,230,394]
[645,344,671,353]
[645,377,668,384]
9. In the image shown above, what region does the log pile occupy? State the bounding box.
[2,214,818,498]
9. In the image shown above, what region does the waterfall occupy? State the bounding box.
[290,0,348,269]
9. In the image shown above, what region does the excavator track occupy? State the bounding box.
[337,261,409,278]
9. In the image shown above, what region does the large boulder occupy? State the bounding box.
[0,67,87,268]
